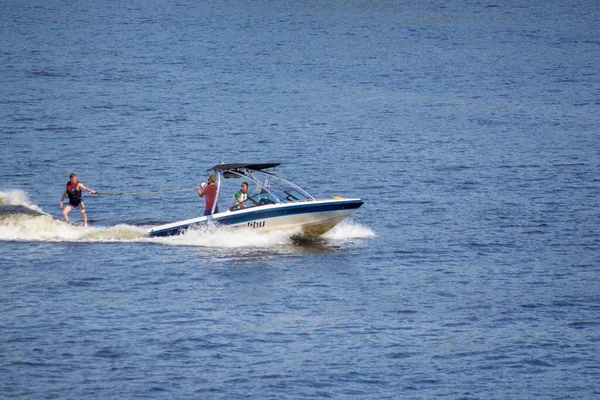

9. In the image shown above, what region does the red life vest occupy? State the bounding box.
[66,180,82,201]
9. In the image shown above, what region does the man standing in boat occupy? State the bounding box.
[195,174,218,215]
[59,172,96,227]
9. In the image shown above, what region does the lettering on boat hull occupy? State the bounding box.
[247,220,266,229]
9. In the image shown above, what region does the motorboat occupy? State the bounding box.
[148,163,364,237]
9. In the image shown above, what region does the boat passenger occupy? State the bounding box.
[59,172,96,227]
[232,182,249,208]
[195,174,218,215]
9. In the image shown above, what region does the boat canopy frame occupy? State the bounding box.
[207,163,315,215]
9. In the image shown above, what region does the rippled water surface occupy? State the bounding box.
[1,1,599,398]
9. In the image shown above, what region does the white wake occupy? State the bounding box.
[0,189,374,247]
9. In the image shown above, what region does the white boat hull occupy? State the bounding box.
[148,198,363,238]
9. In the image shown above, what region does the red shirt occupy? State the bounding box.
[203,184,217,211]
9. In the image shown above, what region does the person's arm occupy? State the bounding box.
[195,186,206,198]
[195,182,207,198]
[78,182,96,194]
[59,189,67,208]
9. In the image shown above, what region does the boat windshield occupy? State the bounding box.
[226,169,313,212]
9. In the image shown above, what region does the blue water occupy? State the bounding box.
[2,0,600,398]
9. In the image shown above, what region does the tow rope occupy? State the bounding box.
[92,188,195,196]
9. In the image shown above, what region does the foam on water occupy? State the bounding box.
[0,212,149,243]
[158,224,298,248]
[322,219,376,241]
[0,189,46,214]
